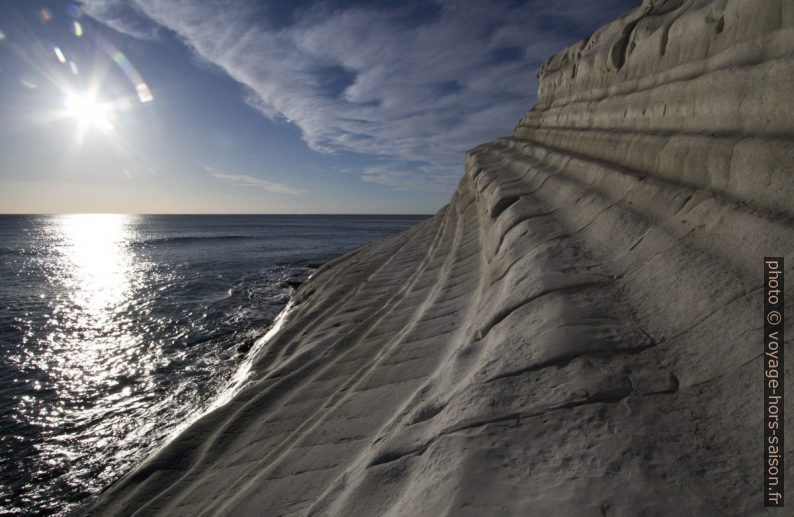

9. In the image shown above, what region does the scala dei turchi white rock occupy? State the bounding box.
[93,1,793,515]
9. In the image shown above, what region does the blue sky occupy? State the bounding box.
[0,0,636,214]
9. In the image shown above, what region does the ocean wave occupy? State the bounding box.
[129,235,253,246]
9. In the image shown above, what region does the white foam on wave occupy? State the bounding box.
[156,299,295,451]
[208,299,295,411]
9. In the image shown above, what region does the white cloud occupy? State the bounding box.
[80,0,635,193]
[80,0,162,39]
[211,172,304,195]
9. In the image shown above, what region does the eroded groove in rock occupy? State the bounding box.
[91,1,793,516]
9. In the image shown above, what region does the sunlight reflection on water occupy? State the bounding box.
[5,215,182,513]
[24,215,156,504]
[2,213,422,515]
[2,214,309,514]
[59,213,133,316]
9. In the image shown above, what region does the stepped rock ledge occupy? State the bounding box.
[93,1,793,515]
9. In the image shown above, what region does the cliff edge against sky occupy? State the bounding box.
[93,0,793,515]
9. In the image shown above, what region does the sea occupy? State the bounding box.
[0,213,427,516]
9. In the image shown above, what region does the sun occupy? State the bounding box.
[64,93,114,131]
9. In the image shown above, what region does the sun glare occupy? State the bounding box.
[58,214,133,314]
[64,93,114,131]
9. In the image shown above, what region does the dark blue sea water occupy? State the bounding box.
[0,214,427,516]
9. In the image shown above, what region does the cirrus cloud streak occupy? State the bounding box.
[80,0,635,194]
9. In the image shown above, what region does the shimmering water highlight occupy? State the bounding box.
[0,214,426,515]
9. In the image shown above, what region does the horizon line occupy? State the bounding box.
[0,212,435,216]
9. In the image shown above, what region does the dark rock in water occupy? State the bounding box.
[236,340,253,354]
[281,280,304,290]
[279,268,312,290]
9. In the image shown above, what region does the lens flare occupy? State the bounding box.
[73,21,83,37]
[136,83,153,103]
[108,47,154,103]
[54,46,66,63]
